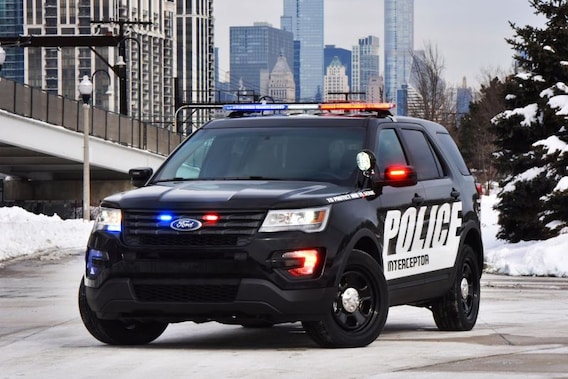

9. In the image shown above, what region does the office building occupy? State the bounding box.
[324,56,349,102]
[176,0,215,128]
[281,0,324,102]
[384,0,414,111]
[456,77,473,126]
[324,45,351,89]
[230,23,294,100]
[0,0,24,82]
[267,54,295,102]
[352,35,380,101]
[1,1,215,129]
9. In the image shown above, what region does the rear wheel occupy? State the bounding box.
[431,244,481,331]
[302,249,388,348]
[78,278,168,345]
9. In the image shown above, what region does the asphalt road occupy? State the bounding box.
[0,251,567,379]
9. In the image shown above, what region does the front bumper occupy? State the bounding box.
[85,276,337,323]
[83,227,346,323]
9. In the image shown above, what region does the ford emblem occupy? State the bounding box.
[170,218,202,231]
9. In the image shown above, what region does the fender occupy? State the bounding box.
[332,225,384,287]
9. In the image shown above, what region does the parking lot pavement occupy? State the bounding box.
[0,254,567,378]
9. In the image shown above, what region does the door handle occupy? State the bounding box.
[412,194,424,204]
[451,188,460,199]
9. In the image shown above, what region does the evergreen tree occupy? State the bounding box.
[458,77,505,189]
[492,0,568,242]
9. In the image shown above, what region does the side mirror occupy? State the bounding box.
[381,165,418,187]
[129,167,153,188]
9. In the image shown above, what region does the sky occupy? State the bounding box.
[1,192,567,277]
[214,0,545,88]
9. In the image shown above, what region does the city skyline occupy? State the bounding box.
[215,0,544,88]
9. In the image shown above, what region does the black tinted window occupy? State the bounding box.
[437,133,471,175]
[153,126,365,185]
[375,129,408,175]
[400,129,443,180]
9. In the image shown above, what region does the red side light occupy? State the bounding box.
[282,249,320,277]
[385,166,408,180]
[203,213,220,223]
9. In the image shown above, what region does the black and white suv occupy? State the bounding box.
[79,102,483,348]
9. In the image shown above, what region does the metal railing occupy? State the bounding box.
[0,77,183,156]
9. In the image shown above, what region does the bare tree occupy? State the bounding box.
[408,42,455,126]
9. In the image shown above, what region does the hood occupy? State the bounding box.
[102,180,355,210]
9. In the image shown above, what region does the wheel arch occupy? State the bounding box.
[461,222,484,277]
[340,228,383,274]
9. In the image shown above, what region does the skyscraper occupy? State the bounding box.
[281,0,324,102]
[0,0,24,82]
[268,54,296,102]
[384,0,414,109]
[176,0,215,127]
[324,45,352,89]
[324,56,349,102]
[230,23,294,100]
[352,35,380,101]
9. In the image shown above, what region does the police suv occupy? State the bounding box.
[78,102,483,348]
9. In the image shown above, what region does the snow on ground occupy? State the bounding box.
[0,194,567,277]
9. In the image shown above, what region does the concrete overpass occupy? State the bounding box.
[0,78,184,215]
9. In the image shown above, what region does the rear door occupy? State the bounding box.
[396,126,462,278]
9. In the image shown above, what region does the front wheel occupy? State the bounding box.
[431,244,481,331]
[78,278,168,345]
[302,249,389,348]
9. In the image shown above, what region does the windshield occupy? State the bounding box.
[152,126,365,185]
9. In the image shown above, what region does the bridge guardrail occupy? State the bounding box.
[0,77,183,156]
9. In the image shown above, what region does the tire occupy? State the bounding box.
[78,278,168,345]
[302,249,389,348]
[431,244,481,331]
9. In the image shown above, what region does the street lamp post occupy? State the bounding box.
[119,37,142,121]
[91,69,112,108]
[79,75,93,220]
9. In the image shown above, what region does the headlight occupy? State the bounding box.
[94,207,122,232]
[259,205,331,233]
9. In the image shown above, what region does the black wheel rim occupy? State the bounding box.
[460,259,478,318]
[332,268,378,332]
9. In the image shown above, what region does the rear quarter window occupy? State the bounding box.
[436,133,471,176]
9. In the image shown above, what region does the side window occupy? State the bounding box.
[399,129,443,180]
[375,129,408,175]
[437,132,471,175]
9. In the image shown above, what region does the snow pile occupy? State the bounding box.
[0,206,93,262]
[481,193,568,277]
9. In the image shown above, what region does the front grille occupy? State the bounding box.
[134,284,239,303]
[122,210,265,247]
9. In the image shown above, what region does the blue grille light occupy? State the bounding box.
[158,214,174,222]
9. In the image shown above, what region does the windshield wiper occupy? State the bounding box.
[152,177,192,183]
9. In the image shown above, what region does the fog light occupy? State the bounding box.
[274,249,323,278]
[86,249,109,279]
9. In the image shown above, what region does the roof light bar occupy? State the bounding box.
[319,102,396,111]
[223,104,288,112]
[221,102,396,113]
[287,104,320,111]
